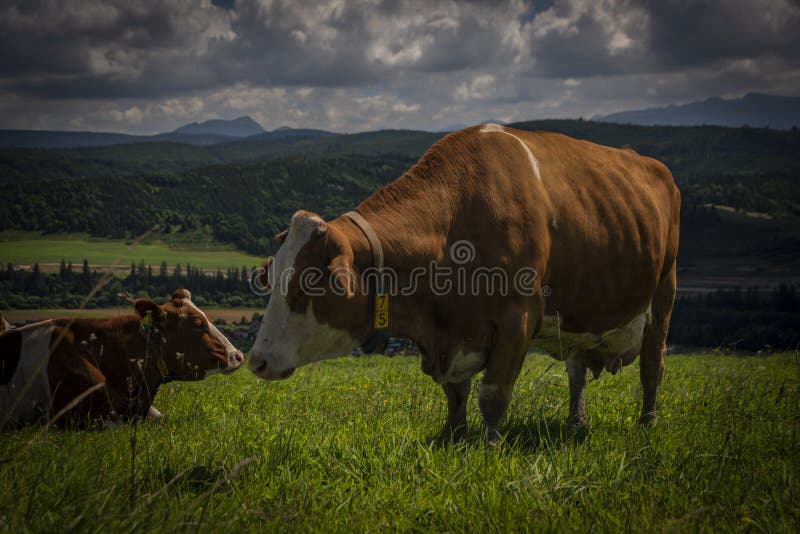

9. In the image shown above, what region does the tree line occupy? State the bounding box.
[3,261,798,351]
[669,285,799,350]
[0,260,264,309]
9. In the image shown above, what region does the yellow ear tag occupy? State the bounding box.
[157,360,169,378]
[141,312,153,329]
[374,292,389,329]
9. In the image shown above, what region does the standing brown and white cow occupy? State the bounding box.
[249,125,680,442]
[1,289,244,428]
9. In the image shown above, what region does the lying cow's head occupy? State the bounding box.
[249,210,369,380]
[135,289,245,380]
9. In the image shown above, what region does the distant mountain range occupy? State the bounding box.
[0,116,317,149]
[0,129,238,149]
[593,93,800,129]
[2,94,800,151]
[172,116,265,137]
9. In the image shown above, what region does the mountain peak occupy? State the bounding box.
[593,93,800,129]
[173,116,265,137]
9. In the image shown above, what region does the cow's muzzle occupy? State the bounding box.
[248,353,295,380]
[221,350,245,374]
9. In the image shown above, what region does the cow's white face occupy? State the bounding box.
[249,211,361,380]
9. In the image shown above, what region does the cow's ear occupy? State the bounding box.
[328,256,355,299]
[134,299,165,323]
[313,219,328,236]
[171,288,192,302]
[275,230,288,244]
[257,257,273,289]
[326,226,355,299]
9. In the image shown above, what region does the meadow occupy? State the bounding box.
[1,352,798,532]
[0,232,263,271]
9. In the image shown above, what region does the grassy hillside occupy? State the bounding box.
[0,353,797,531]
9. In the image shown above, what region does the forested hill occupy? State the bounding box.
[0,153,416,255]
[1,120,799,257]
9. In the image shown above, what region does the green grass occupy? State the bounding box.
[0,231,263,270]
[1,353,798,531]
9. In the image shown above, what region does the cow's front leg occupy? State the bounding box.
[478,312,532,444]
[566,357,588,429]
[441,379,470,442]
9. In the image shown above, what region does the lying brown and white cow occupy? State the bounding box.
[1,289,244,428]
[249,124,680,442]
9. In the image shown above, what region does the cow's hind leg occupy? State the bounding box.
[48,333,115,428]
[441,379,470,441]
[639,262,677,425]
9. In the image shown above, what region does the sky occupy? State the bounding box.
[1,0,799,134]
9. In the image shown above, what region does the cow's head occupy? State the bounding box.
[134,289,245,380]
[249,210,369,380]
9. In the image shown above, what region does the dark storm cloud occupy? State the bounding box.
[527,0,800,78]
[207,0,527,88]
[0,0,527,98]
[211,0,236,10]
[0,0,798,133]
[218,1,377,87]
[0,0,235,98]
[646,0,800,69]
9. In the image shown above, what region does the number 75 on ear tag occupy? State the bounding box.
[374,293,389,329]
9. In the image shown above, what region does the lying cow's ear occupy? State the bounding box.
[172,288,192,302]
[134,299,165,323]
[275,230,288,244]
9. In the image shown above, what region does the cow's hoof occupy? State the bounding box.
[484,427,504,448]
[567,422,589,442]
[567,419,588,429]
[441,424,467,443]
[103,419,121,430]
[638,412,657,426]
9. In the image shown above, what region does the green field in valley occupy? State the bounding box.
[1,353,798,531]
[0,232,264,271]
